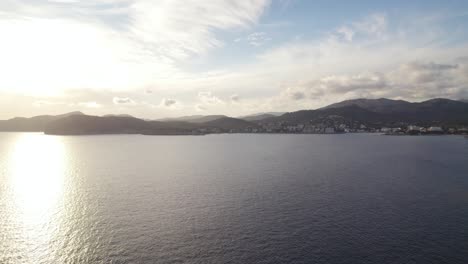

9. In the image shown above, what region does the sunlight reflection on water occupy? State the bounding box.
[3,133,69,263]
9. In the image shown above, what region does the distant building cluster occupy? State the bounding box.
[192,120,468,136]
[253,122,346,134]
[382,126,468,135]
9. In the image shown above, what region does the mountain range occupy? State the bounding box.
[1,98,467,135]
[265,98,468,127]
[157,115,228,123]
[0,111,85,132]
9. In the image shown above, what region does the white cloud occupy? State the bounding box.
[47,0,80,3]
[78,101,102,108]
[129,0,270,59]
[113,97,136,105]
[353,13,387,38]
[195,104,206,112]
[162,98,177,107]
[198,91,224,105]
[230,94,240,102]
[247,32,271,46]
[33,100,66,107]
[158,98,182,110]
[331,14,387,43]
[273,60,468,109]
[337,26,355,42]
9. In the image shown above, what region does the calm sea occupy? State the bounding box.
[0,133,467,264]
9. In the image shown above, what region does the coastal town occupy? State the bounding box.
[195,120,468,136]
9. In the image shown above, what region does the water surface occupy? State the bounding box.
[1,133,467,263]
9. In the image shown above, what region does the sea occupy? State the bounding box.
[0,132,467,264]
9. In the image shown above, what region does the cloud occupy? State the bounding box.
[230,94,240,102]
[78,101,102,108]
[47,0,80,3]
[397,62,458,84]
[198,91,224,105]
[195,104,206,112]
[291,92,305,100]
[353,13,387,38]
[275,60,467,106]
[32,100,66,107]
[333,13,387,42]
[247,32,271,46]
[158,98,182,110]
[162,98,176,107]
[130,1,270,58]
[337,26,355,42]
[193,91,229,112]
[113,97,135,105]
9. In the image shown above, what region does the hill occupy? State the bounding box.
[322,98,411,113]
[239,112,284,121]
[158,115,227,123]
[263,105,386,127]
[261,98,468,127]
[103,114,135,118]
[202,117,258,131]
[0,111,84,132]
[43,115,257,135]
[44,115,196,135]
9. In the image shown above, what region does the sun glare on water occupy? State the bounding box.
[4,133,70,263]
[9,134,66,213]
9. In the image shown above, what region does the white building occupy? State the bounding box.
[428,127,443,133]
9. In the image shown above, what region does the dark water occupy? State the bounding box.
[1,133,468,264]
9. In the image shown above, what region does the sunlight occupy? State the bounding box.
[5,133,69,262]
[0,16,162,96]
[8,134,67,217]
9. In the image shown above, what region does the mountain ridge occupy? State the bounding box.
[157,115,228,123]
[1,98,467,134]
[262,98,468,127]
[0,111,85,132]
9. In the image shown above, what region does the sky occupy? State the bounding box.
[1,0,468,119]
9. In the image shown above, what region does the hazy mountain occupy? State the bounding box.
[262,98,468,127]
[44,115,195,135]
[322,98,412,113]
[43,114,257,135]
[265,105,384,125]
[158,115,227,123]
[239,112,285,121]
[0,111,84,132]
[103,114,135,118]
[45,115,148,135]
[322,98,468,114]
[403,98,468,124]
[202,117,258,131]
[161,113,281,123]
